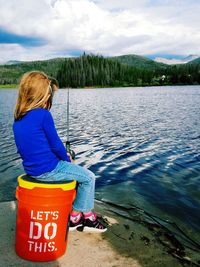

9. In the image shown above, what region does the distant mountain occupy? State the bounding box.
[110,54,167,70]
[183,55,199,62]
[154,55,199,65]
[5,60,23,65]
[0,57,66,85]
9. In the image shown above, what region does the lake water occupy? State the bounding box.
[0,86,200,236]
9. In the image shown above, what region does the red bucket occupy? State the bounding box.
[15,174,76,262]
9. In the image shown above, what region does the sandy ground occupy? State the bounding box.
[0,201,141,267]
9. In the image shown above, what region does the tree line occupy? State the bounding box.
[0,54,200,87]
[57,53,154,87]
[57,54,200,88]
[0,58,63,85]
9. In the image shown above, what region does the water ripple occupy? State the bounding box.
[1,86,200,233]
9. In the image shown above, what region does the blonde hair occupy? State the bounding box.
[14,71,56,120]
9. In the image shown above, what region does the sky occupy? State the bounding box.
[0,0,199,63]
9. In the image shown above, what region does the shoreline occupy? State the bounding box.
[0,200,187,267]
[0,84,17,89]
[1,84,200,90]
[94,201,184,267]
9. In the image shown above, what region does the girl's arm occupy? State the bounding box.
[43,110,71,162]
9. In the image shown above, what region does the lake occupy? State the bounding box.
[0,86,200,236]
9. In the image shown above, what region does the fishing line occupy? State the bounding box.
[65,87,75,160]
[67,88,69,142]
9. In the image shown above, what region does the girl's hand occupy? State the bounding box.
[67,153,75,163]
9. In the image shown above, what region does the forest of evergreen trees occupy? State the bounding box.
[57,53,154,87]
[0,53,200,88]
[165,64,200,85]
[57,54,200,88]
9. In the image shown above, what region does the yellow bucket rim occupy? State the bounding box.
[18,174,77,190]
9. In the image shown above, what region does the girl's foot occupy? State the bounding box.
[83,212,107,233]
[69,212,84,231]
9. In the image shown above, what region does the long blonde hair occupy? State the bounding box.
[14,71,55,120]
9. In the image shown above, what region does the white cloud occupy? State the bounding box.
[93,0,149,11]
[0,0,199,62]
[0,44,63,64]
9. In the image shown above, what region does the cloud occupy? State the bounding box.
[93,0,149,11]
[0,0,199,62]
[0,44,53,63]
[0,28,46,47]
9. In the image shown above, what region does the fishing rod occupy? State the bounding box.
[65,87,75,160]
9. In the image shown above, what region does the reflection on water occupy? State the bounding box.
[0,86,200,233]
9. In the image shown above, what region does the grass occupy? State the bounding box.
[0,84,17,89]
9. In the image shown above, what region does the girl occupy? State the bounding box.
[13,71,107,233]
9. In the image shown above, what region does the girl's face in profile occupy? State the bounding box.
[52,84,58,91]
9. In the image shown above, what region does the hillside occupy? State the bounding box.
[187,57,200,64]
[110,54,167,70]
[0,54,164,85]
[0,54,199,87]
[0,58,66,85]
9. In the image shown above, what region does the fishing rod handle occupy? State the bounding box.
[66,141,76,160]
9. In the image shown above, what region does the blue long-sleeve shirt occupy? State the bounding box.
[13,108,70,176]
